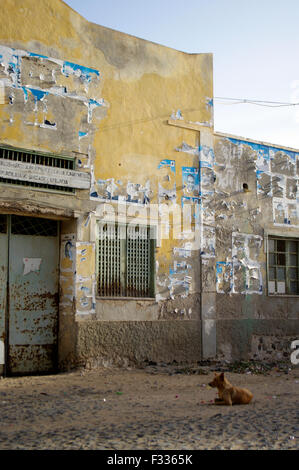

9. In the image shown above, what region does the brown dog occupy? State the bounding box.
[208,372,253,406]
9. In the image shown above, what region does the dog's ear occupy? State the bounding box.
[220,372,225,381]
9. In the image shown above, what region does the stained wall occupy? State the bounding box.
[0,0,213,369]
[213,133,299,361]
[0,0,297,370]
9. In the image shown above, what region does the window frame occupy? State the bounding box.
[96,220,156,300]
[267,235,299,296]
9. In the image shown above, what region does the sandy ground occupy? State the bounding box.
[0,362,298,451]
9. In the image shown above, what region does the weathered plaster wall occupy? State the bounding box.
[0,41,102,220]
[0,0,214,369]
[214,134,299,361]
[214,134,299,296]
[0,0,297,369]
[75,320,202,369]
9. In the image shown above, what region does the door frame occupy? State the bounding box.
[1,214,60,376]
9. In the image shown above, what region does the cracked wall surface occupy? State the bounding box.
[213,134,299,361]
[0,0,298,369]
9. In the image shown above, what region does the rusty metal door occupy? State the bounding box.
[7,215,59,375]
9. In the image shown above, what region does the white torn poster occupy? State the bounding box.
[23,258,42,275]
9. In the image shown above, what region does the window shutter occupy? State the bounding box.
[98,222,155,298]
[98,222,124,297]
[127,225,151,298]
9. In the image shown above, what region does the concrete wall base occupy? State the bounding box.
[74,320,202,369]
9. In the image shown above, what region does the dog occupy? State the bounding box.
[208,372,253,406]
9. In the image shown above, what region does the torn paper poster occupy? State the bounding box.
[182,167,200,197]
[23,258,42,275]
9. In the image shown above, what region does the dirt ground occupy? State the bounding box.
[0,362,298,451]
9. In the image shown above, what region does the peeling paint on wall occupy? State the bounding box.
[181,196,200,226]
[216,233,263,295]
[175,142,200,156]
[222,137,299,228]
[157,158,176,205]
[60,234,76,309]
[216,261,233,294]
[199,132,216,271]
[232,232,263,294]
[1,0,298,369]
[0,44,107,183]
[168,258,192,299]
[91,177,152,204]
[75,242,96,316]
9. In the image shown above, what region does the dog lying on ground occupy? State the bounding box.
[208,372,253,406]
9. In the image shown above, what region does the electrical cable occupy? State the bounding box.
[214,97,299,108]
[97,97,299,133]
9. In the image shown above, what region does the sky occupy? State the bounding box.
[64,0,299,149]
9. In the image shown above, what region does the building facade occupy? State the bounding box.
[0,0,297,375]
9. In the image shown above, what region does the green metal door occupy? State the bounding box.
[5,215,59,375]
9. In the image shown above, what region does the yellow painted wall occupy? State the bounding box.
[0,0,213,317]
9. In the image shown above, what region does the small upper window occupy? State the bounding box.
[0,145,75,193]
[268,237,298,295]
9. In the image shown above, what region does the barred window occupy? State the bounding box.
[0,145,75,193]
[97,222,155,298]
[268,237,299,295]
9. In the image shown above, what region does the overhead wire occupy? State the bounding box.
[214,97,299,108]
[97,97,299,133]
